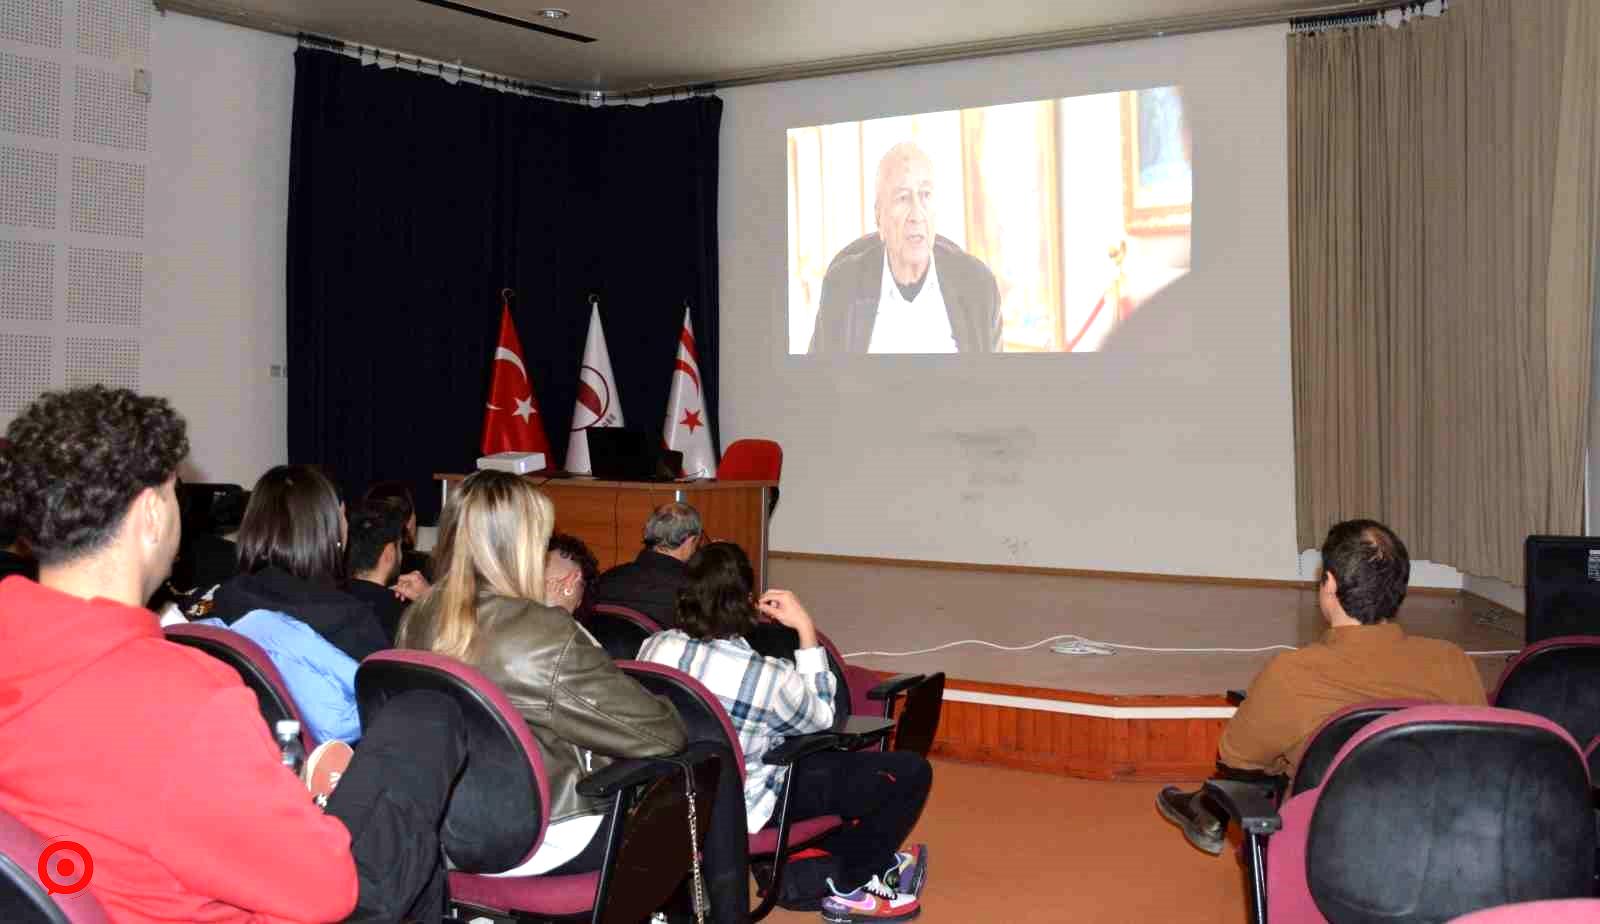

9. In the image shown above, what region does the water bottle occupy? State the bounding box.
[276,719,304,776]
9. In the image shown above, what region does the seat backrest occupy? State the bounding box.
[1272,706,1595,924]
[583,605,661,660]
[617,661,746,781]
[1290,699,1428,795]
[355,651,549,874]
[596,755,722,924]
[891,672,946,757]
[0,810,110,924]
[1491,636,1600,775]
[164,624,314,753]
[718,439,783,482]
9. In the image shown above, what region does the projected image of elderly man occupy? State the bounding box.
[809,142,1001,354]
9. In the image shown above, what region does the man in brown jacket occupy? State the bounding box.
[1157,519,1486,853]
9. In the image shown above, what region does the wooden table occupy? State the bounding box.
[434,474,778,589]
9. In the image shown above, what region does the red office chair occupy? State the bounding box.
[618,660,892,921]
[816,630,944,757]
[164,623,316,754]
[719,439,782,516]
[354,651,719,923]
[1491,635,1600,775]
[0,808,111,923]
[1207,706,1596,924]
[581,604,663,661]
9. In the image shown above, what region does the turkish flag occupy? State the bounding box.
[564,302,626,474]
[481,291,550,456]
[663,307,717,478]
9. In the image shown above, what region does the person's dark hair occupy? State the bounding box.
[0,386,189,565]
[364,480,417,547]
[346,500,405,578]
[548,532,598,593]
[675,541,758,640]
[236,464,345,584]
[1320,519,1410,625]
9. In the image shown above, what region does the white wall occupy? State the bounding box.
[145,11,293,486]
[721,26,1312,581]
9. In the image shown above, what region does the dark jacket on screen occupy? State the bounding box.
[210,566,389,661]
[345,577,408,645]
[809,232,1002,354]
[398,592,687,825]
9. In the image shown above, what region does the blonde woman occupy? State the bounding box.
[398,470,686,875]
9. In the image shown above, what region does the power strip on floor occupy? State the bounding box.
[1050,639,1116,656]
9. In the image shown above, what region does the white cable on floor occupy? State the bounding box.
[843,634,1524,659]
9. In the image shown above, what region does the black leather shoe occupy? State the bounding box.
[1156,786,1225,855]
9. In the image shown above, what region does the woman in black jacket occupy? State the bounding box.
[209,464,388,660]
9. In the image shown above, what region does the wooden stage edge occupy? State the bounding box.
[771,550,1463,596]
[900,676,1234,783]
[810,554,1498,781]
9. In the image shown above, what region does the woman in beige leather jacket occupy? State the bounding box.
[397,470,687,875]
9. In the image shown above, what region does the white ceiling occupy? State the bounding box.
[157,0,1383,92]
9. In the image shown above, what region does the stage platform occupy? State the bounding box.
[769,553,1525,781]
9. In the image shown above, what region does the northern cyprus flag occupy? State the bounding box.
[662,307,717,478]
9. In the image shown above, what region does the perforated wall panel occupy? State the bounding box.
[73,65,146,151]
[70,156,143,237]
[1,0,64,50]
[64,335,138,390]
[66,246,139,325]
[0,240,55,323]
[0,334,53,418]
[0,53,62,140]
[76,0,149,61]
[0,146,58,230]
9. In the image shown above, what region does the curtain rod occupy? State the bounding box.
[295,34,715,106]
[1290,0,1448,34]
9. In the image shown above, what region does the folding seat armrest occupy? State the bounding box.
[1203,779,1283,836]
[762,730,847,766]
[577,742,723,799]
[866,673,927,701]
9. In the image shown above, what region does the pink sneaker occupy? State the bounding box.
[819,875,920,922]
[303,740,353,808]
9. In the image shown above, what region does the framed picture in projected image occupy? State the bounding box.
[1122,87,1193,235]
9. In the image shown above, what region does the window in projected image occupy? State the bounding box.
[786,86,1191,355]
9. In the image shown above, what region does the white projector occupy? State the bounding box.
[476,451,547,475]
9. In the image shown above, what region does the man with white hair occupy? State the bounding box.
[809,141,1002,354]
[591,501,704,627]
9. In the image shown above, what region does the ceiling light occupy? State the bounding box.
[536,8,570,19]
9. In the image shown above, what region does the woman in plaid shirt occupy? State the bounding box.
[639,543,932,923]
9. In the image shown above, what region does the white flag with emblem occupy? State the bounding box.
[662,307,717,478]
[564,302,625,474]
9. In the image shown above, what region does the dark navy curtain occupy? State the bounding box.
[286,48,721,520]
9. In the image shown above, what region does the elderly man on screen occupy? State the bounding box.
[808,141,1002,354]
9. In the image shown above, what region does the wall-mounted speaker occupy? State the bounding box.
[1524,535,1600,644]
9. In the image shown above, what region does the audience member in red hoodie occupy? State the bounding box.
[0,386,465,923]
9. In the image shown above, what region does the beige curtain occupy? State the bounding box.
[1289,0,1600,582]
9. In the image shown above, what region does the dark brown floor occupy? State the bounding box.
[768,556,1525,697]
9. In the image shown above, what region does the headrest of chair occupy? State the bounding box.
[591,604,663,632]
[1291,699,1430,796]
[1491,635,1600,700]
[719,439,783,480]
[582,609,656,660]
[1306,706,1595,923]
[617,661,745,779]
[1491,640,1600,777]
[164,624,311,752]
[356,651,550,873]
